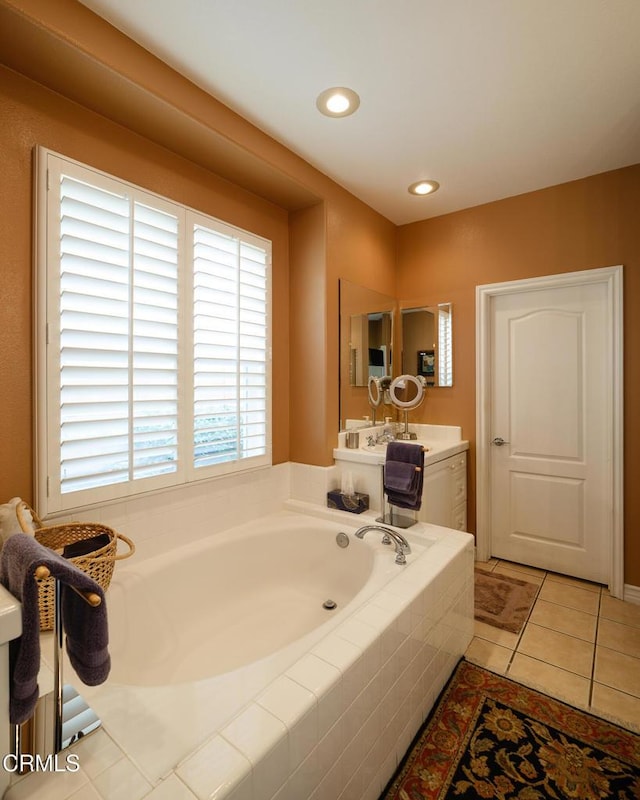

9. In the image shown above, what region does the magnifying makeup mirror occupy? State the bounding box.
[389,374,426,439]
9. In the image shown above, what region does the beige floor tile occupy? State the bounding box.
[495,561,547,580]
[464,637,513,674]
[590,683,640,732]
[473,559,640,726]
[537,580,600,615]
[492,565,544,587]
[600,595,640,629]
[544,572,602,594]
[597,617,640,659]
[507,653,590,708]
[473,620,520,649]
[594,646,640,698]
[528,599,597,642]
[517,623,594,677]
[475,558,498,571]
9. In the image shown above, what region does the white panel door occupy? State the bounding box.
[490,282,610,582]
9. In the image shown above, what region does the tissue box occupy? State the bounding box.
[327,490,369,514]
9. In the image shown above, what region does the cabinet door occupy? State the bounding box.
[452,501,468,531]
[419,459,452,527]
[419,452,468,529]
[450,457,467,509]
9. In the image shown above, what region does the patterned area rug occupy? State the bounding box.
[474,568,538,634]
[381,660,640,800]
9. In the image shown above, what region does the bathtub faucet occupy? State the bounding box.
[354,525,411,565]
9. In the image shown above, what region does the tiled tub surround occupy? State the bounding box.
[10,506,474,800]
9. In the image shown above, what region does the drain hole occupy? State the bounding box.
[322,599,337,610]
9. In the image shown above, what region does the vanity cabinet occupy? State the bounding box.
[418,452,467,530]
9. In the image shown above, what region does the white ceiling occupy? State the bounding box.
[78,0,640,225]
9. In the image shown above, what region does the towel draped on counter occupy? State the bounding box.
[0,534,110,725]
[384,441,425,511]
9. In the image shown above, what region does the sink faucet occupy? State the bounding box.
[354,524,411,564]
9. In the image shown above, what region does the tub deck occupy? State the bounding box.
[36,508,473,800]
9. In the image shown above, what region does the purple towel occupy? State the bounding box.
[386,441,424,466]
[384,442,425,511]
[384,460,421,494]
[0,535,110,724]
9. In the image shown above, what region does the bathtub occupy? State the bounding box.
[106,514,385,685]
[53,509,474,800]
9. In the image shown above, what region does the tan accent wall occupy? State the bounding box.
[289,204,327,464]
[397,165,640,585]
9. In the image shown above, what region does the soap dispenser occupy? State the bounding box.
[383,416,395,442]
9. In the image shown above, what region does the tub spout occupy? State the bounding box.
[354,525,411,565]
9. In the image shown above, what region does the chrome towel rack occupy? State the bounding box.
[13,567,102,763]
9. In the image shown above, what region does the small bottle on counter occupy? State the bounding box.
[383,416,395,441]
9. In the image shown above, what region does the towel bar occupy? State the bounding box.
[34,565,102,608]
[12,568,102,766]
[48,571,102,754]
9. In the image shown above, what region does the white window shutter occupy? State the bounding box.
[59,175,132,493]
[132,202,179,480]
[192,225,268,471]
[56,173,180,498]
[38,149,271,514]
[438,305,453,387]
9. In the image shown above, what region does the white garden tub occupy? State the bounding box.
[61,509,474,800]
[106,514,380,685]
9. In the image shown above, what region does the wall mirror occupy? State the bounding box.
[401,303,453,387]
[348,311,392,386]
[339,280,394,428]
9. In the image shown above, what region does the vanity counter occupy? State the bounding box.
[333,423,470,530]
[333,423,469,467]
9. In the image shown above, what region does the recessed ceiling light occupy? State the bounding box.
[408,180,440,196]
[316,87,360,117]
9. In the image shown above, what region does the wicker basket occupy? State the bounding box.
[18,508,135,631]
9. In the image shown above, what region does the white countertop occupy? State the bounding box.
[334,423,469,467]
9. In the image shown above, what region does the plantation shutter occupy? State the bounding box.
[132,202,179,480]
[192,224,268,470]
[38,149,271,515]
[438,304,453,387]
[57,173,179,496]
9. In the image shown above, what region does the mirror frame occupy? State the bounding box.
[389,374,425,409]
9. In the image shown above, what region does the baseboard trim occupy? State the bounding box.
[624,583,640,605]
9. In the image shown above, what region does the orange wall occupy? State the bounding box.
[288,198,397,463]
[325,196,398,457]
[397,165,640,585]
[289,203,327,464]
[0,66,290,502]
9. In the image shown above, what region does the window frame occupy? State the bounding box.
[34,147,272,517]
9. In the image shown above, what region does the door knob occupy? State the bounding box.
[491,437,509,446]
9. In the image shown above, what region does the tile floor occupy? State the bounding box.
[465,559,640,733]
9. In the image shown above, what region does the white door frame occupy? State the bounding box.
[476,265,624,597]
